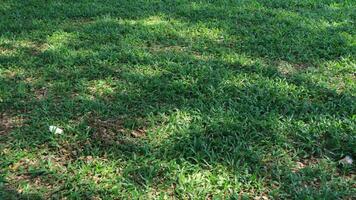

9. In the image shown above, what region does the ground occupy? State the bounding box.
[0,0,355,199]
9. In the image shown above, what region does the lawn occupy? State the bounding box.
[0,0,355,199]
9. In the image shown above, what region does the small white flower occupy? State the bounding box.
[49,126,63,134]
[340,155,353,165]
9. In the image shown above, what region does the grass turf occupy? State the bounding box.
[0,0,355,199]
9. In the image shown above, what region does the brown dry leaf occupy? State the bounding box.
[292,158,319,173]
[254,195,269,200]
[131,128,146,138]
[86,156,93,162]
[292,161,305,172]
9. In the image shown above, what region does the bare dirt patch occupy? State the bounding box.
[0,113,25,135]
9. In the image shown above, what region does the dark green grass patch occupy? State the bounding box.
[1,0,355,199]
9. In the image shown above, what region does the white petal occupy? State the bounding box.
[345,156,353,164]
[340,155,353,165]
[49,126,63,134]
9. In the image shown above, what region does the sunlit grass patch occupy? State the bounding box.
[1,0,355,199]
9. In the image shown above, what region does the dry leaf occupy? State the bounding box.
[131,128,146,138]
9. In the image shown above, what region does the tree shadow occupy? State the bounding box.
[0,187,42,200]
[1,0,355,198]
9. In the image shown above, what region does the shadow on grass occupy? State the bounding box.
[0,187,42,200]
[1,0,355,198]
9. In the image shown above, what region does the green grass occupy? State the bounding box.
[0,0,355,199]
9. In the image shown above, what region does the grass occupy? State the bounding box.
[0,0,355,199]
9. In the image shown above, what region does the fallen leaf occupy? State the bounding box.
[131,128,146,138]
